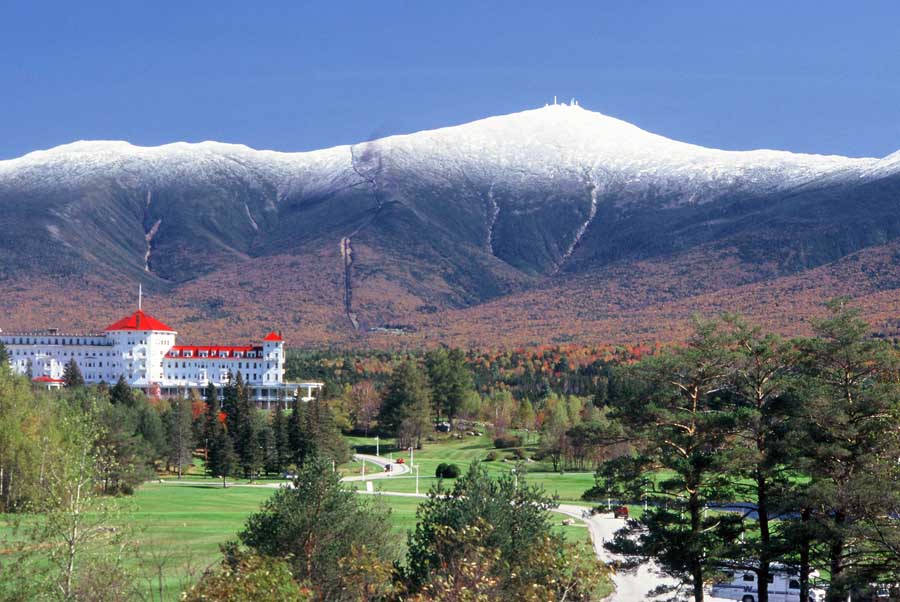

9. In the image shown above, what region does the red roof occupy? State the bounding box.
[105,310,175,333]
[263,331,283,342]
[32,376,65,383]
[164,345,262,360]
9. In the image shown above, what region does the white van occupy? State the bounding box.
[710,568,826,602]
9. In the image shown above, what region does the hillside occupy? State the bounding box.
[2,103,900,347]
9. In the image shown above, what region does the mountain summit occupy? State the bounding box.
[2,105,900,346]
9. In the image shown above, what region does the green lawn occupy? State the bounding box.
[2,480,601,602]
[346,432,598,503]
[1,433,606,601]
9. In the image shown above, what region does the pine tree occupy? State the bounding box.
[62,358,84,388]
[207,418,235,488]
[724,316,799,602]
[165,397,194,478]
[426,348,472,429]
[258,417,277,477]
[109,375,135,407]
[379,360,432,449]
[0,341,8,368]
[287,395,308,467]
[271,402,290,475]
[235,374,261,480]
[605,318,741,602]
[221,372,240,437]
[793,301,900,601]
[204,381,221,467]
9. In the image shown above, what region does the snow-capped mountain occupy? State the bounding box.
[2,103,900,345]
[0,103,886,197]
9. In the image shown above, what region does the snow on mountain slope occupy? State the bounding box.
[0,103,890,204]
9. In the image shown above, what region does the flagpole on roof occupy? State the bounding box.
[139,283,142,311]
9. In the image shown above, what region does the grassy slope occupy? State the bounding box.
[1,434,606,601]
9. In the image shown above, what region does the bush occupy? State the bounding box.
[493,434,523,449]
[510,447,526,460]
[435,463,461,478]
[444,463,460,478]
[485,451,498,461]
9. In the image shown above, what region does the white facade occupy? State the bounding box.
[0,310,321,404]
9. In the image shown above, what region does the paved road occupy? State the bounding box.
[557,505,676,602]
[343,453,411,481]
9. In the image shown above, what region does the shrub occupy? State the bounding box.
[435,463,461,479]
[493,434,523,449]
[485,451,498,462]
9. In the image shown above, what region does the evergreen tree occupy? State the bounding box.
[793,301,900,600]
[207,416,236,488]
[221,372,240,438]
[109,375,135,407]
[259,415,278,477]
[379,360,432,449]
[605,318,742,602]
[724,316,799,602]
[0,341,8,368]
[204,381,221,467]
[236,378,262,480]
[303,395,350,464]
[164,397,194,478]
[425,348,472,429]
[288,395,310,466]
[239,456,394,602]
[135,402,166,459]
[271,402,290,475]
[62,358,84,388]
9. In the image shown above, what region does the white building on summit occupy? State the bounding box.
[0,308,321,405]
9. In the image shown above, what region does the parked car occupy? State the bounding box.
[613,506,629,519]
[396,457,405,464]
[384,464,392,472]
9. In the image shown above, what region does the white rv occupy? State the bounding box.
[710,568,826,602]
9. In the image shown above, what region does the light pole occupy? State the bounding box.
[408,446,414,466]
[511,468,518,489]
[415,464,420,495]
[375,435,379,457]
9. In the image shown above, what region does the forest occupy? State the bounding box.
[1,300,900,601]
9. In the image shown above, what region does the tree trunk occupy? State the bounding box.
[690,491,705,602]
[826,514,846,602]
[756,468,770,602]
[800,508,811,602]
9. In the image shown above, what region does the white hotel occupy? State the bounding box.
[0,307,322,406]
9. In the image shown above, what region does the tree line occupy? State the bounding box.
[202,372,349,486]
[586,303,900,602]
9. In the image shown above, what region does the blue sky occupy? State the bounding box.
[2,1,899,159]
